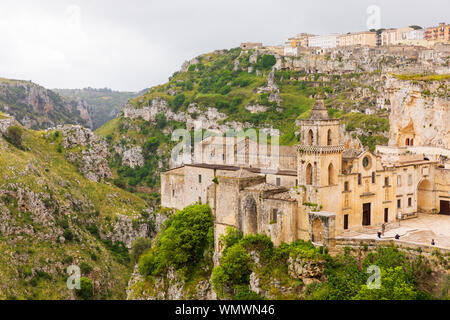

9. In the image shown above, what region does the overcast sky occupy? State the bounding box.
[0,0,448,91]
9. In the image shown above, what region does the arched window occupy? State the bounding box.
[410,139,414,146]
[327,129,332,145]
[307,129,314,146]
[306,163,313,185]
[406,138,410,146]
[328,163,335,185]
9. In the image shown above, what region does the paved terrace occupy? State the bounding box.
[337,213,450,250]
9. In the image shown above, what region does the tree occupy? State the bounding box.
[409,25,423,30]
[258,54,276,69]
[173,93,185,111]
[142,137,160,159]
[353,267,417,300]
[131,237,153,264]
[4,126,23,148]
[155,113,167,129]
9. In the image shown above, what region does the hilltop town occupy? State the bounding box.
[242,22,450,55]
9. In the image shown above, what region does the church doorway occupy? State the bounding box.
[362,203,371,226]
[440,200,449,216]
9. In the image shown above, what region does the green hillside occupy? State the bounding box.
[0,115,151,299]
[96,48,390,192]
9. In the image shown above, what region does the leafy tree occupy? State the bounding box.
[4,126,23,148]
[138,204,214,276]
[212,243,251,298]
[258,54,276,69]
[142,137,160,159]
[155,113,167,129]
[173,93,185,111]
[131,237,152,264]
[353,267,417,300]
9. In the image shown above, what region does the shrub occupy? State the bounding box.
[158,204,214,270]
[138,204,214,276]
[353,267,417,300]
[76,277,94,300]
[80,262,93,275]
[173,93,185,110]
[212,243,251,298]
[4,126,23,149]
[131,237,152,264]
[257,54,276,69]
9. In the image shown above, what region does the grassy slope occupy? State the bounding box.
[0,122,147,299]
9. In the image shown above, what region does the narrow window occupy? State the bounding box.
[306,164,313,185]
[384,177,389,186]
[344,214,349,230]
[358,173,362,185]
[397,199,401,209]
[344,181,349,191]
[271,209,278,223]
[397,175,402,187]
[199,175,202,183]
[384,208,389,223]
[372,172,376,184]
[276,178,281,187]
[295,179,298,187]
[408,197,412,207]
[172,189,175,197]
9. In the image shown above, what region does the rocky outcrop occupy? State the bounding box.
[287,256,325,280]
[123,99,252,132]
[385,76,450,149]
[0,79,93,129]
[0,116,15,134]
[105,213,154,248]
[57,125,112,182]
[126,266,216,300]
[122,147,145,169]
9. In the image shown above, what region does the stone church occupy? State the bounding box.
[160,99,450,250]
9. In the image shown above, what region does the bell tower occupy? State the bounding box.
[297,97,344,199]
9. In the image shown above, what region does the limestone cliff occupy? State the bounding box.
[0,78,93,130]
[385,75,449,149]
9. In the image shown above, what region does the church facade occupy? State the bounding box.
[160,99,450,250]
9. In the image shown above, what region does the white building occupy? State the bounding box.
[403,29,425,40]
[308,34,339,49]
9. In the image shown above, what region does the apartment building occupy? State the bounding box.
[425,22,450,42]
[338,31,377,47]
[308,34,339,49]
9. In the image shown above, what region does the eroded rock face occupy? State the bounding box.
[0,116,15,134]
[287,256,325,279]
[386,76,450,149]
[105,213,153,248]
[123,99,253,133]
[56,125,112,182]
[0,80,93,129]
[126,265,216,300]
[122,147,145,169]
